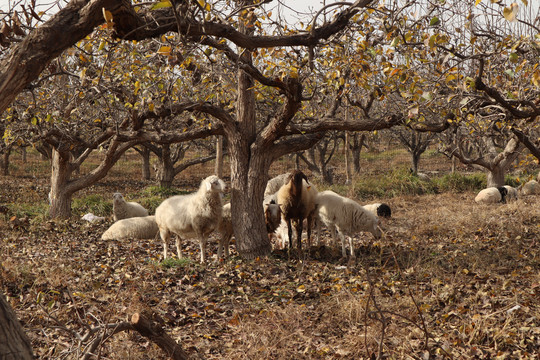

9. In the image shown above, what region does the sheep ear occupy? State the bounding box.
[206,181,212,191]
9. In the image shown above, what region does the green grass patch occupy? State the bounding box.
[72,194,111,217]
[433,172,485,192]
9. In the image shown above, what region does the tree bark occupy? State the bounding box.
[0,293,34,360]
[1,147,10,176]
[49,148,75,218]
[215,135,224,178]
[139,146,152,181]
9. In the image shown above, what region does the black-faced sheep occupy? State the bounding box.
[112,192,149,221]
[276,170,318,251]
[503,185,518,201]
[316,190,382,258]
[101,216,159,240]
[475,186,508,204]
[155,175,226,263]
[363,203,392,218]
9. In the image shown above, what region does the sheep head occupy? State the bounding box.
[287,170,308,197]
[203,175,226,193]
[113,192,125,203]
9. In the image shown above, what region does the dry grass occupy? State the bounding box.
[1,149,539,359]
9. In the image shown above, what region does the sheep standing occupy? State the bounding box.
[276,170,318,251]
[503,185,518,201]
[363,203,392,218]
[475,187,508,204]
[101,216,159,240]
[113,192,148,221]
[316,190,382,258]
[264,173,290,198]
[155,175,226,263]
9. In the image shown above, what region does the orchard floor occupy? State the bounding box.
[1,174,539,359]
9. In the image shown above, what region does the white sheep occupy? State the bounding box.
[264,172,290,198]
[101,216,159,240]
[276,170,318,251]
[112,192,149,221]
[363,203,392,218]
[155,175,226,263]
[316,190,382,258]
[503,185,518,201]
[474,187,508,204]
[520,180,540,195]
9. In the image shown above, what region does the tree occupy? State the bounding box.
[0,293,34,360]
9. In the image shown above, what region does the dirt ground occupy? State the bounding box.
[1,150,539,359]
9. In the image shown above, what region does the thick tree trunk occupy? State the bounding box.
[487,166,506,187]
[411,152,420,174]
[0,294,34,360]
[49,148,74,218]
[156,145,175,188]
[351,133,364,174]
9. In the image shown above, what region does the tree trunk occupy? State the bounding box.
[0,294,34,360]
[486,167,505,187]
[350,133,364,174]
[2,146,11,176]
[156,144,175,188]
[411,152,420,174]
[140,146,151,181]
[49,148,74,218]
[215,135,224,178]
[344,131,351,183]
[21,147,27,163]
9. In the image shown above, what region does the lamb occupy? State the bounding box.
[264,172,290,198]
[276,170,318,251]
[112,192,149,221]
[101,216,159,240]
[474,186,508,204]
[363,203,392,218]
[155,175,226,263]
[520,180,540,195]
[503,185,518,201]
[316,190,382,258]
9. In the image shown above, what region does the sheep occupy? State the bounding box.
[101,216,159,240]
[155,175,226,263]
[503,185,518,201]
[276,170,318,251]
[112,192,149,221]
[474,186,508,204]
[217,203,233,260]
[316,190,382,258]
[520,180,540,195]
[264,172,290,198]
[363,203,392,218]
[264,200,282,236]
[81,212,106,223]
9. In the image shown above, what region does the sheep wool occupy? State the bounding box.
[317,190,382,258]
[521,180,540,195]
[264,173,290,198]
[112,192,149,221]
[155,175,226,263]
[276,170,318,250]
[363,203,392,218]
[475,187,508,204]
[101,216,159,240]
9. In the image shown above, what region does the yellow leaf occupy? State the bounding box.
[102,8,113,23]
[475,0,482,5]
[157,46,171,56]
[148,103,155,112]
[503,3,519,22]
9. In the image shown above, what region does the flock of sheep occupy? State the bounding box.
[101,171,390,262]
[100,171,540,263]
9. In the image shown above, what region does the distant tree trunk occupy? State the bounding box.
[411,151,421,174]
[49,148,75,218]
[2,146,11,175]
[215,135,224,178]
[350,133,365,174]
[21,146,27,163]
[139,146,151,180]
[0,294,34,360]
[344,131,351,183]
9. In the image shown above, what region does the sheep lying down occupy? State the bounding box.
[101,216,159,240]
[112,192,148,221]
[317,190,382,258]
[475,187,508,204]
